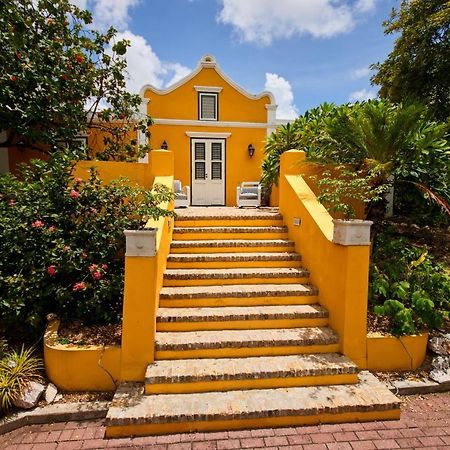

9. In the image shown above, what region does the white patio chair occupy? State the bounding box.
[236,181,261,208]
[173,179,190,208]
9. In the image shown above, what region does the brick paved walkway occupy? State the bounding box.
[1,393,449,449]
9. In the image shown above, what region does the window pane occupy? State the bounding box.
[200,94,217,120]
[195,162,206,179]
[194,143,205,160]
[211,143,222,160]
[211,162,222,180]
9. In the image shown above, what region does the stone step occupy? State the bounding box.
[172,226,288,241]
[174,208,283,228]
[163,267,309,287]
[156,304,328,331]
[145,353,359,394]
[106,372,400,437]
[170,239,295,253]
[155,327,339,359]
[159,283,318,308]
[166,252,302,269]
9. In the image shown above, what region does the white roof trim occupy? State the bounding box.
[194,86,223,93]
[140,54,275,105]
[186,131,231,138]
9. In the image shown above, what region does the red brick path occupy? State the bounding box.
[1,393,449,449]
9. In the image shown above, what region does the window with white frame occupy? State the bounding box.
[199,92,218,121]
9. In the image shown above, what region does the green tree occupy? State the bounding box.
[0,0,151,160]
[371,0,450,121]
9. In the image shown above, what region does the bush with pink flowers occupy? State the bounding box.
[0,151,173,336]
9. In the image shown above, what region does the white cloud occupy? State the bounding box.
[355,0,377,13]
[264,73,298,120]
[71,0,88,10]
[92,0,141,31]
[349,88,377,102]
[218,0,373,45]
[351,67,371,79]
[114,32,191,93]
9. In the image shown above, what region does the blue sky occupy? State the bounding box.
[74,0,398,119]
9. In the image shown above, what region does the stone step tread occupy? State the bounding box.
[171,239,295,248]
[173,226,288,233]
[163,267,309,280]
[107,372,400,426]
[145,353,358,384]
[167,252,302,262]
[155,327,338,351]
[157,304,328,323]
[160,283,318,299]
[175,208,283,221]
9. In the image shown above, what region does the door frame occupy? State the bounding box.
[189,137,227,206]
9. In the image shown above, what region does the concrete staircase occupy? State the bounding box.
[106,208,400,437]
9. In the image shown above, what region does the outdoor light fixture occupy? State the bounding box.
[161,140,168,150]
[247,144,255,157]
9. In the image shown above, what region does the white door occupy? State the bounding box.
[191,139,225,205]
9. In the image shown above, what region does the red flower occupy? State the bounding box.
[92,271,102,281]
[81,251,88,259]
[16,52,22,59]
[101,264,108,271]
[10,75,17,82]
[73,282,86,292]
[69,189,80,199]
[47,265,56,277]
[88,264,98,273]
[7,199,16,206]
[31,220,44,228]
[75,54,84,63]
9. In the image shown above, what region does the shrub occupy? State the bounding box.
[0,151,173,335]
[369,229,450,335]
[0,346,42,413]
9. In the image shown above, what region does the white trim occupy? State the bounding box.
[186,131,231,138]
[154,118,269,129]
[140,54,275,105]
[194,85,223,93]
[199,92,218,121]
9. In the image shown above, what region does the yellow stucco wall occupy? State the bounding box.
[143,57,273,206]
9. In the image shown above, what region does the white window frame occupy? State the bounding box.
[199,92,218,121]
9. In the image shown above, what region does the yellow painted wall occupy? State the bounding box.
[44,320,120,391]
[143,62,272,206]
[279,151,370,368]
[367,333,428,371]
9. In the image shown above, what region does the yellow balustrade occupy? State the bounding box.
[279,150,369,368]
[120,150,175,381]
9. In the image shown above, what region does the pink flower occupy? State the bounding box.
[92,271,102,281]
[74,178,83,184]
[72,281,86,292]
[101,264,108,271]
[48,226,56,233]
[47,265,56,277]
[81,251,88,259]
[88,264,98,273]
[69,189,80,199]
[63,245,70,252]
[31,220,44,228]
[7,199,16,206]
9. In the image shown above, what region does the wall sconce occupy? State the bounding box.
[161,140,168,150]
[247,144,255,158]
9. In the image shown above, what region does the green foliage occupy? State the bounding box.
[369,229,450,335]
[309,167,390,219]
[0,0,152,160]
[0,347,42,412]
[0,151,174,334]
[371,0,450,121]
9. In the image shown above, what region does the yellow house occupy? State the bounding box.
[139,54,278,206]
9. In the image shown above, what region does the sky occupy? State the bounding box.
[73,0,399,120]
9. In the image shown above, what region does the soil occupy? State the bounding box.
[58,322,122,346]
